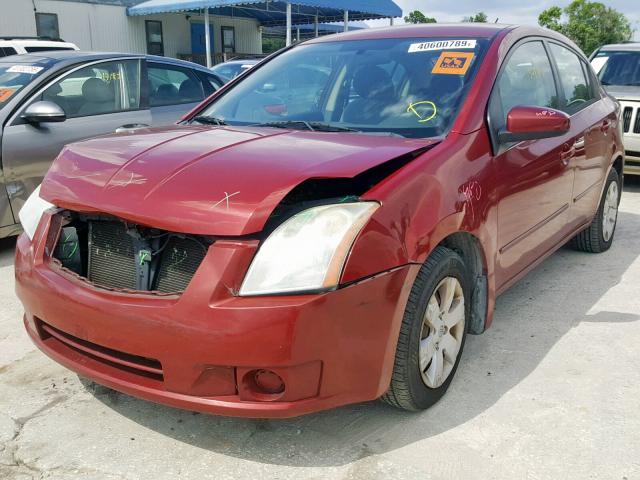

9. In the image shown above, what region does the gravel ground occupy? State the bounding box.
[1,179,639,480]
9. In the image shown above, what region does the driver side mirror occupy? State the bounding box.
[498,105,570,143]
[21,101,66,124]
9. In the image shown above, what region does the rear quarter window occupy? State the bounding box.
[24,46,75,53]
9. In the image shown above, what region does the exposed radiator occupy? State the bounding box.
[62,219,210,294]
[88,221,137,290]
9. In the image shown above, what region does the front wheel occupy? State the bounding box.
[382,246,469,411]
[571,168,620,253]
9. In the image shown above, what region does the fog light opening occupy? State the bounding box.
[253,369,285,395]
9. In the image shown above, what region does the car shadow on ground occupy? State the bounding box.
[7,180,638,468]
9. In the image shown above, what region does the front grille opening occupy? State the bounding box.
[623,106,632,133]
[38,319,164,382]
[52,211,211,294]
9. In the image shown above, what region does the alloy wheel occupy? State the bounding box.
[419,277,465,388]
[602,181,619,242]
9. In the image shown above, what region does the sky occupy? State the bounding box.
[371,0,640,40]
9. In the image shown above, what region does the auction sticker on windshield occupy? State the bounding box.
[409,39,476,53]
[432,51,475,75]
[0,88,17,102]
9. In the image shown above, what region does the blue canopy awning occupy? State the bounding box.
[127,0,402,26]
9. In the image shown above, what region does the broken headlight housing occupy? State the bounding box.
[239,202,379,296]
[19,185,55,240]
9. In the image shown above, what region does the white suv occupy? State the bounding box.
[591,42,640,175]
[0,37,78,58]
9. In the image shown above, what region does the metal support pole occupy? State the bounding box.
[296,27,300,42]
[390,17,394,26]
[344,10,349,32]
[314,13,319,37]
[204,8,212,68]
[286,2,292,46]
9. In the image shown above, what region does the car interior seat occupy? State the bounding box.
[342,65,395,124]
[42,83,70,115]
[77,77,115,116]
[178,79,202,103]
[152,83,180,105]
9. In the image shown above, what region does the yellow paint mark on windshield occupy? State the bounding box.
[407,100,437,124]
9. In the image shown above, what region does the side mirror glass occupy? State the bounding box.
[22,101,66,124]
[499,105,570,143]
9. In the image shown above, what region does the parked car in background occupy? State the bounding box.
[590,42,640,175]
[0,51,223,238]
[210,58,260,83]
[0,36,78,57]
[16,24,623,418]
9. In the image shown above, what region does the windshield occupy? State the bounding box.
[0,63,45,105]
[198,37,488,138]
[592,50,640,86]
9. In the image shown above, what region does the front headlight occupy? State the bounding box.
[18,185,54,240]
[239,202,379,296]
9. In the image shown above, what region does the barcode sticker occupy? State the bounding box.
[7,65,44,74]
[409,39,477,53]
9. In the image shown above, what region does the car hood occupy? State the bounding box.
[41,125,436,236]
[603,85,640,101]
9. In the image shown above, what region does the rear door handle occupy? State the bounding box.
[115,123,149,134]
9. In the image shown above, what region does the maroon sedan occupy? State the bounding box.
[15,24,623,417]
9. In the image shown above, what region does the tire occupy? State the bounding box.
[382,246,469,411]
[571,168,620,253]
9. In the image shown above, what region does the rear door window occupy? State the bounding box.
[41,59,141,118]
[0,47,18,57]
[24,46,75,53]
[549,43,594,114]
[148,63,204,107]
[202,74,222,95]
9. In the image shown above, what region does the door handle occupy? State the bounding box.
[600,120,611,133]
[560,142,574,166]
[574,136,585,150]
[115,123,149,134]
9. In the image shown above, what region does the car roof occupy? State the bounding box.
[0,51,211,71]
[598,42,640,52]
[308,23,517,43]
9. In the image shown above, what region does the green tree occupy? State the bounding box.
[463,12,488,23]
[538,0,632,55]
[262,37,285,54]
[404,10,437,24]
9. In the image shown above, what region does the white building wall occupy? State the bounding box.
[0,0,262,59]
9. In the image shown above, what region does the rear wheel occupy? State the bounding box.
[382,246,469,411]
[571,168,620,253]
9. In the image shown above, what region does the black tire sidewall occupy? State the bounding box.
[404,250,470,409]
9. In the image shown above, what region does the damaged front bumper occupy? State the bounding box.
[15,211,417,418]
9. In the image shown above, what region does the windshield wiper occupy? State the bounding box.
[307,122,361,133]
[192,116,227,126]
[253,120,361,133]
[253,120,316,131]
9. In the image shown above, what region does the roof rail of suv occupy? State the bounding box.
[0,36,66,42]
